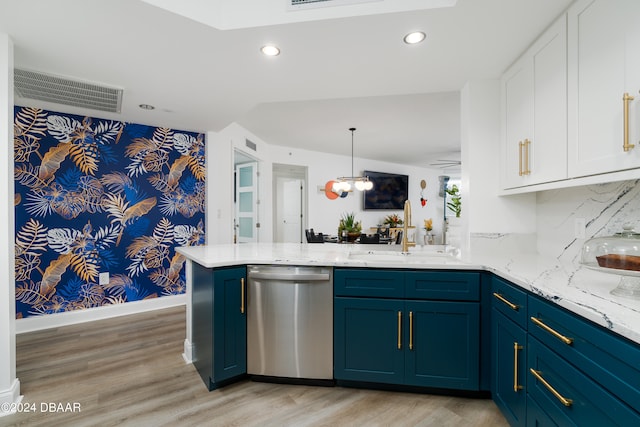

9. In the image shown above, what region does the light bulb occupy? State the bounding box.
[364,181,373,190]
[261,45,280,56]
[332,181,342,192]
[403,31,426,44]
[342,181,352,192]
[355,180,366,191]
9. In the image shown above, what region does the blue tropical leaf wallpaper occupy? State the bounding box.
[13,106,206,318]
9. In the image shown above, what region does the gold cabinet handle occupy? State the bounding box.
[518,141,524,176]
[530,368,573,407]
[523,139,531,175]
[531,317,573,345]
[493,292,519,311]
[409,311,414,350]
[240,278,245,314]
[397,311,402,350]
[513,342,523,392]
[623,92,635,152]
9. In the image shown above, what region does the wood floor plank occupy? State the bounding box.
[1,306,508,427]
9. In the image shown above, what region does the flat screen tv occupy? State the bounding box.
[362,170,409,210]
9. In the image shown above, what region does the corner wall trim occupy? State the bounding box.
[15,295,186,334]
[0,379,22,417]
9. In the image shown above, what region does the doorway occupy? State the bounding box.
[273,164,307,243]
[234,150,259,243]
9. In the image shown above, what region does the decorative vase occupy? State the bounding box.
[346,232,361,243]
[424,232,434,245]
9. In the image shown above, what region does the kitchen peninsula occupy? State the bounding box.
[178,242,640,426]
[178,242,640,345]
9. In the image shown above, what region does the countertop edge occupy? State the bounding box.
[177,244,640,346]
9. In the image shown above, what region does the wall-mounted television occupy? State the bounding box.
[362,170,409,210]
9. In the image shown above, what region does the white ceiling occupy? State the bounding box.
[0,0,573,167]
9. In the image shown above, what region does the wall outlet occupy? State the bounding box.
[99,272,109,285]
[574,218,586,239]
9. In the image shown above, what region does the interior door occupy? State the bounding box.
[276,177,303,243]
[235,162,258,243]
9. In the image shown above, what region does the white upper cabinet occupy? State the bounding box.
[501,16,567,190]
[568,0,640,177]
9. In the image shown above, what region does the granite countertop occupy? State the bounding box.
[177,242,640,346]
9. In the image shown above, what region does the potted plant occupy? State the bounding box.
[446,184,462,218]
[338,212,362,242]
[383,213,404,228]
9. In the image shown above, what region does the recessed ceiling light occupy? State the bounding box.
[261,45,280,56]
[139,104,155,110]
[403,31,426,45]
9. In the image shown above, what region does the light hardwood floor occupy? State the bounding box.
[3,306,508,427]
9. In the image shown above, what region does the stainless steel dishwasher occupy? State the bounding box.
[247,265,333,382]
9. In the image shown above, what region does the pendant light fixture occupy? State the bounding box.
[332,128,373,194]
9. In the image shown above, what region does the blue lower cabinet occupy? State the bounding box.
[334,297,404,384]
[212,266,247,385]
[405,300,479,390]
[492,309,527,427]
[527,336,640,426]
[525,394,556,427]
[334,297,479,390]
[192,263,246,390]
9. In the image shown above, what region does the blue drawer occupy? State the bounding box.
[406,271,480,301]
[334,268,404,298]
[528,296,640,413]
[528,336,640,426]
[491,275,528,329]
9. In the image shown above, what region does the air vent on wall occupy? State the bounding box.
[14,68,123,113]
[245,139,257,151]
[288,0,380,11]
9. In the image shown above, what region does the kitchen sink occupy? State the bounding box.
[347,248,460,264]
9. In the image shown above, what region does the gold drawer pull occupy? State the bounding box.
[623,92,635,152]
[241,278,245,314]
[523,139,531,175]
[513,342,523,392]
[530,368,573,407]
[493,292,519,311]
[531,317,573,345]
[518,141,524,176]
[409,311,414,350]
[397,311,402,350]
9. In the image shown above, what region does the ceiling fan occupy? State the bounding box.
[429,159,461,169]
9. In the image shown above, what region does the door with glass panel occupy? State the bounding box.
[235,162,258,243]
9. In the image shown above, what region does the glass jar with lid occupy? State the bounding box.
[581,224,640,298]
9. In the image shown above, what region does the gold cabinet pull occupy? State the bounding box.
[523,139,531,175]
[240,278,245,314]
[530,368,573,407]
[518,141,524,176]
[531,317,573,345]
[623,92,635,152]
[409,311,414,350]
[513,342,523,392]
[397,311,402,350]
[493,292,519,311]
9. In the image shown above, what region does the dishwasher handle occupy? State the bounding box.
[248,271,330,282]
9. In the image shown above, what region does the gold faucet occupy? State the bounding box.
[402,200,415,253]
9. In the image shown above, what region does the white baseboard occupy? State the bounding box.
[182,338,194,364]
[15,295,187,334]
[0,379,22,417]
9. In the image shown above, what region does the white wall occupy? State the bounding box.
[461,80,537,242]
[209,122,447,244]
[212,123,274,243]
[268,143,446,241]
[0,32,20,412]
